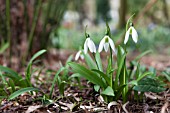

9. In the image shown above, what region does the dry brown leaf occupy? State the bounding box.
[122,101,129,113]
[25,105,42,113]
[108,101,119,109]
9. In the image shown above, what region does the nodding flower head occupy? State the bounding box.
[124,23,138,44]
[83,26,96,54]
[84,37,96,54]
[75,50,84,61]
[98,35,116,53]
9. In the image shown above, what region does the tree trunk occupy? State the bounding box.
[118,0,126,29]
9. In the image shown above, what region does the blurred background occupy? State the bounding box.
[0,0,170,68]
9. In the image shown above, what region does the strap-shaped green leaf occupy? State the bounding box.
[26,49,47,86]
[114,54,126,89]
[9,87,39,100]
[69,62,107,88]
[50,67,65,98]
[0,65,21,80]
[83,53,97,69]
[28,50,46,66]
[92,69,110,86]
[162,71,170,82]
[95,52,103,71]
[134,50,152,61]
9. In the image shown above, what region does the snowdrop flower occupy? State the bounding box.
[84,37,96,54]
[124,24,138,44]
[75,50,84,61]
[98,35,116,53]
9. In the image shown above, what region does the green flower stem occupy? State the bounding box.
[109,46,113,88]
[122,44,128,103]
[92,53,99,70]
[122,61,126,103]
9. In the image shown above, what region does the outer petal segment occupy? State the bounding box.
[124,28,130,44]
[98,37,105,53]
[84,39,88,54]
[87,38,96,53]
[131,27,138,43]
[75,50,81,60]
[108,37,116,53]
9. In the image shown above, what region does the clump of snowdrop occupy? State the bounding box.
[70,19,162,104]
[124,23,138,44]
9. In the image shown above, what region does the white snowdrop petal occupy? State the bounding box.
[75,51,81,60]
[124,28,130,44]
[84,39,88,54]
[131,27,138,43]
[108,37,116,53]
[104,43,109,52]
[98,37,105,53]
[88,39,96,53]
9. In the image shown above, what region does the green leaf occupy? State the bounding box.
[59,81,66,96]
[101,86,114,96]
[26,49,47,86]
[0,96,7,99]
[28,49,47,66]
[128,80,138,86]
[0,42,9,54]
[134,50,152,61]
[50,67,65,98]
[83,53,97,69]
[9,87,39,100]
[133,78,166,93]
[69,62,106,88]
[92,69,110,86]
[137,72,152,82]
[94,85,100,92]
[0,65,21,80]
[8,79,15,92]
[117,46,125,65]
[68,73,81,80]
[162,71,170,82]
[114,53,126,89]
[95,52,103,71]
[114,84,127,100]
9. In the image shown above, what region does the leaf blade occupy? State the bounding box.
[9,87,39,100]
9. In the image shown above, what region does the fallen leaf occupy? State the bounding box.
[25,105,42,113]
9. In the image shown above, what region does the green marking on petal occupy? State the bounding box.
[130,28,132,35]
[105,37,109,43]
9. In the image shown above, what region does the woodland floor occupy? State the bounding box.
[0,49,170,113]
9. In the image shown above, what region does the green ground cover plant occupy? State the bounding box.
[0,50,46,100]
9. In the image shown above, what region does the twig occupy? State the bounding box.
[161,102,169,113]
